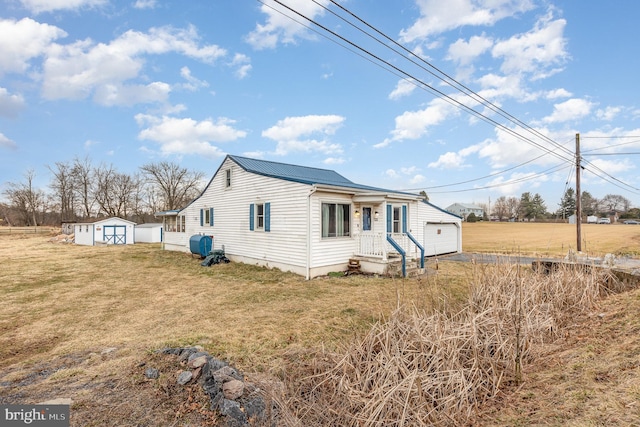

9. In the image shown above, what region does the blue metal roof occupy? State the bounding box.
[228,155,413,194]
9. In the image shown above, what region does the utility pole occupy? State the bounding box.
[576,133,582,252]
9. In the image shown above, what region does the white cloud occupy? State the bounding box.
[245,0,330,50]
[409,174,426,185]
[476,73,526,101]
[0,88,26,118]
[41,25,226,106]
[229,53,251,79]
[545,88,572,99]
[179,67,209,92]
[385,169,399,178]
[486,171,545,195]
[323,157,345,165]
[428,151,468,169]
[400,166,419,175]
[542,98,593,124]
[0,132,17,150]
[587,157,634,176]
[492,11,568,78]
[262,114,345,155]
[596,106,622,121]
[0,18,66,75]
[381,98,458,146]
[447,34,493,65]
[133,0,157,9]
[388,79,417,100]
[20,0,106,13]
[400,0,535,43]
[135,114,247,158]
[93,81,171,106]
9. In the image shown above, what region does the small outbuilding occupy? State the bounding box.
[135,223,163,243]
[74,217,136,246]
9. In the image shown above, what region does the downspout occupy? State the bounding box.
[306,186,317,280]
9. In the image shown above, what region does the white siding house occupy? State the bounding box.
[74,217,136,246]
[158,155,461,279]
[135,223,163,243]
[446,203,484,221]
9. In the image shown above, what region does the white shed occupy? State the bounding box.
[74,217,136,246]
[135,223,163,243]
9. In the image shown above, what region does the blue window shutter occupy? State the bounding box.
[200,209,204,227]
[402,205,407,233]
[265,202,271,232]
[386,204,392,233]
[209,207,214,226]
[249,204,255,231]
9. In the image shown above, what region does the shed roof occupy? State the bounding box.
[135,223,163,228]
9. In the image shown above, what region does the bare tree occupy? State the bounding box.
[3,169,46,226]
[140,162,204,211]
[506,196,520,220]
[48,160,76,223]
[94,165,138,218]
[601,194,631,213]
[492,196,509,221]
[71,156,96,219]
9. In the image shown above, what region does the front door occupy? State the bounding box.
[362,207,372,231]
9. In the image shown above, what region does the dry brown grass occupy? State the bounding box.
[1,228,639,426]
[462,221,640,257]
[0,234,470,424]
[277,261,628,426]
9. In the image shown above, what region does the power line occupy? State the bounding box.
[426,163,571,194]
[258,1,639,198]
[323,0,576,161]
[264,0,576,167]
[401,138,575,192]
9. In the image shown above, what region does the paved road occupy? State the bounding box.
[436,252,553,265]
[437,252,640,272]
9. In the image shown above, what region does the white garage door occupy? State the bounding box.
[423,223,459,256]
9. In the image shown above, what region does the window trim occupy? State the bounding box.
[250,202,270,232]
[225,168,232,188]
[321,202,351,238]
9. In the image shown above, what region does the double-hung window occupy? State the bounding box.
[225,169,232,188]
[250,202,270,232]
[200,208,214,227]
[321,203,350,238]
[393,207,401,233]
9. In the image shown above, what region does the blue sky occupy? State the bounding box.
[1,0,639,211]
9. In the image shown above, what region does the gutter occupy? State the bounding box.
[306,186,317,280]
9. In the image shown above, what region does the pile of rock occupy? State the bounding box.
[49,233,74,243]
[147,346,274,426]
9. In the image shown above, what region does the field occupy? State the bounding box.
[462,221,640,257]
[1,223,639,425]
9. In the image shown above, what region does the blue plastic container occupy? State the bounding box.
[189,235,212,257]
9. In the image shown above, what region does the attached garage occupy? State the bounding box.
[423,222,460,256]
[135,223,163,243]
[74,217,136,246]
[416,200,462,257]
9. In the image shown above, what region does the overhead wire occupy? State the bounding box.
[266,0,577,166]
[427,163,571,194]
[323,0,576,160]
[256,0,639,196]
[401,137,576,192]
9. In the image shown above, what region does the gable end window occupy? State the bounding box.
[322,203,350,238]
[225,169,232,188]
